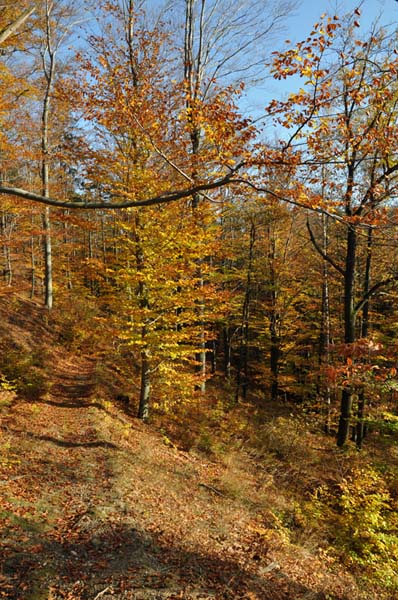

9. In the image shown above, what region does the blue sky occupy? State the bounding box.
[244,0,398,116]
[289,0,398,41]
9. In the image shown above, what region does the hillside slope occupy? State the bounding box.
[0,297,385,599]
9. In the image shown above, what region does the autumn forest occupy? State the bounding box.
[2,1,398,599]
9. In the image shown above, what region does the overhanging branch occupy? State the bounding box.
[0,166,243,210]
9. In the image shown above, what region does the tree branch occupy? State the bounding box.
[354,276,398,315]
[234,177,347,224]
[306,219,345,276]
[0,6,35,46]
[0,167,243,210]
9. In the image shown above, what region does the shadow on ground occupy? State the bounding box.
[1,520,339,600]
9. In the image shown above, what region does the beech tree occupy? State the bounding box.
[179,0,294,390]
[58,0,248,418]
[265,13,398,446]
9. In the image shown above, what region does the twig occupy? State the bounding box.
[93,588,111,600]
[199,482,225,496]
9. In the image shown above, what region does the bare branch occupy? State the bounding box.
[0,166,244,210]
[233,177,347,224]
[306,219,345,277]
[355,276,398,315]
[0,5,35,45]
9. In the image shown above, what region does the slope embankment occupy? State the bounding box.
[0,297,364,600]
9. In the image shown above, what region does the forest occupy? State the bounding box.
[1,1,398,599]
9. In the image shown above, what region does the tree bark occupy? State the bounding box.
[337,226,357,447]
[319,214,331,433]
[41,0,56,311]
[266,222,280,403]
[137,345,151,421]
[356,227,372,449]
[235,222,255,402]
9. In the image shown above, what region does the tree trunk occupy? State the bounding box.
[185,0,208,393]
[42,207,53,309]
[133,214,153,420]
[267,223,280,403]
[223,326,232,379]
[337,226,357,447]
[356,226,372,449]
[235,222,255,402]
[270,318,280,402]
[1,211,12,286]
[137,345,151,421]
[30,212,36,297]
[195,270,206,393]
[41,0,56,311]
[319,214,331,433]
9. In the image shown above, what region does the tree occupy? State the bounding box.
[265,13,398,446]
[180,0,294,391]
[54,0,246,418]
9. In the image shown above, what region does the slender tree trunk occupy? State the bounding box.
[356,227,372,449]
[137,344,151,421]
[209,338,216,374]
[185,0,208,393]
[62,213,72,290]
[133,214,152,419]
[267,223,280,402]
[223,326,232,379]
[270,317,280,402]
[235,222,255,402]
[337,226,357,447]
[319,215,331,433]
[101,212,109,285]
[42,207,53,308]
[30,212,36,297]
[41,1,56,311]
[1,212,12,286]
[195,268,206,393]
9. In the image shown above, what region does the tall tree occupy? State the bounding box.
[180,0,294,390]
[34,0,82,309]
[266,13,398,445]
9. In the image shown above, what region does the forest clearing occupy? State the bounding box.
[1,1,398,598]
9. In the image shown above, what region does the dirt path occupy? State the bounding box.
[0,350,353,600]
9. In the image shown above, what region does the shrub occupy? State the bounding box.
[314,465,398,589]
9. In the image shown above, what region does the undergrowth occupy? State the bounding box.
[0,341,49,400]
[154,388,398,597]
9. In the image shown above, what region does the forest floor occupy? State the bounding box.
[0,297,389,599]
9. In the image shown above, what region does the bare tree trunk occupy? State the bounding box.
[337,226,357,447]
[235,222,255,402]
[30,212,36,297]
[0,6,35,46]
[42,207,53,309]
[185,0,207,392]
[356,226,372,449]
[267,225,280,403]
[62,212,72,290]
[1,212,12,286]
[133,214,153,419]
[319,214,331,433]
[41,0,56,310]
[137,344,151,421]
[223,326,232,379]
